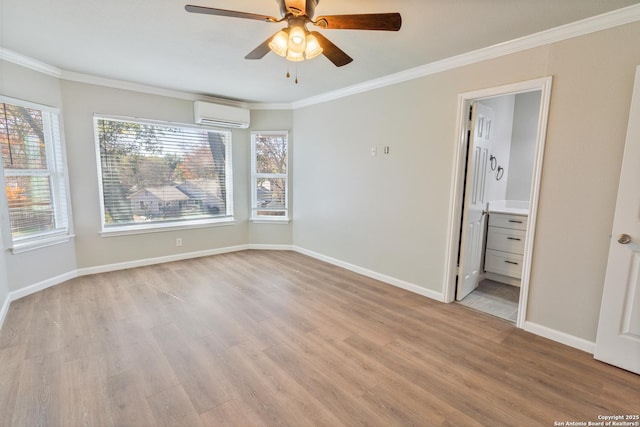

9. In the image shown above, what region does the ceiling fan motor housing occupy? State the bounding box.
[278,0,319,18]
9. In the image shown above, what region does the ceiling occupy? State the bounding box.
[1,0,639,104]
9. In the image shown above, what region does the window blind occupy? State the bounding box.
[95,117,233,230]
[1,101,68,241]
[251,132,288,219]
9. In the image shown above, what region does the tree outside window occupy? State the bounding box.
[251,131,288,220]
[95,117,233,231]
[0,99,69,244]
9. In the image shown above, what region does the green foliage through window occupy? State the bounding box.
[95,117,233,230]
[251,132,288,219]
[0,100,68,242]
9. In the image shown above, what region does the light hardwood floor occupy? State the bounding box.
[0,250,638,426]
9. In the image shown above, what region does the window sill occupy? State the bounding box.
[10,233,74,254]
[250,217,291,224]
[100,217,236,237]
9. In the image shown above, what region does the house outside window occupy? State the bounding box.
[251,131,288,221]
[94,116,233,233]
[0,97,71,251]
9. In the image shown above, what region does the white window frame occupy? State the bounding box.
[250,131,289,222]
[94,115,234,236]
[0,96,72,253]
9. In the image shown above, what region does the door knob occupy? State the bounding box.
[618,234,632,244]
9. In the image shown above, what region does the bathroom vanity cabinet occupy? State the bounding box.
[484,212,528,286]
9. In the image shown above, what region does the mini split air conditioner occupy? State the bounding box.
[194,101,250,129]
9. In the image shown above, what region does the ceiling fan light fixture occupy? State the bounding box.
[186,2,401,68]
[304,33,323,59]
[268,30,289,57]
[285,50,305,62]
[287,26,307,54]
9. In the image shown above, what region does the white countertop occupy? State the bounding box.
[488,200,529,216]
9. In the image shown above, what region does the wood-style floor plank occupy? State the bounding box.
[147,384,205,427]
[11,352,60,427]
[0,250,639,426]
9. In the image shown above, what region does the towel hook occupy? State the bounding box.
[489,155,497,171]
[496,166,504,181]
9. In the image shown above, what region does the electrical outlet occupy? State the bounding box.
[176,238,182,247]
[383,146,390,154]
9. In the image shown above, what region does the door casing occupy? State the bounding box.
[443,77,553,329]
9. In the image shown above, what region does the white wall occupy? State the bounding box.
[293,21,640,342]
[506,92,541,201]
[0,61,78,292]
[479,96,515,203]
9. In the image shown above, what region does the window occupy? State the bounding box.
[251,131,288,220]
[0,97,70,250]
[95,116,233,233]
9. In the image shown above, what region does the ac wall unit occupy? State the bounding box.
[194,101,250,129]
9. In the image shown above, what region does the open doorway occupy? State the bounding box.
[444,78,553,329]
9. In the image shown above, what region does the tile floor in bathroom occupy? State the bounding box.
[457,279,520,323]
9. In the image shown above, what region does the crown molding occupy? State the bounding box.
[292,3,640,109]
[247,102,294,110]
[60,70,249,108]
[0,48,62,77]
[2,3,640,110]
[60,70,202,102]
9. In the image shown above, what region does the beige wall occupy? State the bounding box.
[292,22,640,342]
[62,83,294,269]
[2,21,639,343]
[0,60,78,292]
[527,24,638,339]
[0,66,294,297]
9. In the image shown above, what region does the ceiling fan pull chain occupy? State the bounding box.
[295,64,299,84]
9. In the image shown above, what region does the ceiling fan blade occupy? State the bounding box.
[314,13,402,31]
[245,37,272,60]
[185,5,278,22]
[310,31,353,67]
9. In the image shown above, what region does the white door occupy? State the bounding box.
[457,102,493,300]
[594,66,640,375]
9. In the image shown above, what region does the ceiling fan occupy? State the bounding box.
[185,0,402,67]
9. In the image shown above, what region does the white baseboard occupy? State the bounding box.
[292,246,446,302]
[0,293,10,333]
[9,270,79,301]
[524,321,596,354]
[0,244,594,357]
[76,244,251,276]
[0,245,252,331]
[247,244,294,251]
[0,269,78,330]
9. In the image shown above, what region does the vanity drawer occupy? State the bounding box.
[484,249,523,279]
[488,213,527,231]
[486,226,526,255]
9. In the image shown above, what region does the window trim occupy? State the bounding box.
[250,130,289,222]
[0,95,72,252]
[93,114,235,235]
